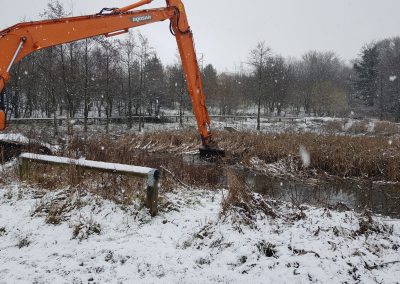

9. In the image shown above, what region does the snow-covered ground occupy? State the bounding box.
[0,179,399,283]
[9,115,398,139]
[1,117,400,283]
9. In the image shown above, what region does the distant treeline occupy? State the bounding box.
[3,1,400,132]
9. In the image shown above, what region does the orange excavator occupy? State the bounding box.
[0,0,224,158]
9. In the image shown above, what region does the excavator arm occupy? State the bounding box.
[0,0,223,157]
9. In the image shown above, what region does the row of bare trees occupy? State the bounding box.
[5,1,174,133]
[4,1,400,132]
[202,42,352,130]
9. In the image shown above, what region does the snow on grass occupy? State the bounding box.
[0,133,58,153]
[8,115,400,140]
[0,183,399,283]
[0,133,29,144]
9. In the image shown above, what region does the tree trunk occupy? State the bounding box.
[257,96,261,131]
[127,64,133,129]
[84,40,89,133]
[379,76,384,120]
[60,45,72,135]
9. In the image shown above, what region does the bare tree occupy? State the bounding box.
[94,38,120,133]
[82,38,94,133]
[135,33,154,131]
[248,41,272,130]
[121,31,137,129]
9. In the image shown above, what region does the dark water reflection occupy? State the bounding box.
[246,172,400,218]
[143,152,400,218]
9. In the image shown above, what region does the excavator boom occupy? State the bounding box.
[0,0,223,157]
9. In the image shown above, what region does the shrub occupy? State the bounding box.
[72,217,101,241]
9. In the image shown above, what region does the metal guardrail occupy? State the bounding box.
[19,153,160,216]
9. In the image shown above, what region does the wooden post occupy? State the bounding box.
[19,157,30,180]
[146,169,160,216]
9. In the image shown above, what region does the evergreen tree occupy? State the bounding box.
[202,64,218,113]
[353,44,379,107]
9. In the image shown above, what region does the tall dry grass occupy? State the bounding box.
[216,131,400,181]
[373,121,399,136]
[69,134,222,189]
[63,130,400,182]
[322,120,344,134]
[21,129,400,198]
[24,163,145,205]
[347,121,369,134]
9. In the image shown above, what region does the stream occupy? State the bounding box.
[247,172,400,218]
[181,153,400,218]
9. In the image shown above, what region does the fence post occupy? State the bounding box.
[19,157,30,180]
[146,169,160,216]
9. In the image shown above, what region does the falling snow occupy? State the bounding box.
[299,145,311,168]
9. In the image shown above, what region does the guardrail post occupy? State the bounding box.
[146,169,160,216]
[19,157,30,180]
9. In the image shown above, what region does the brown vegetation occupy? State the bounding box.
[20,129,400,200]
[25,163,147,205]
[220,171,277,229]
[322,120,344,134]
[347,121,369,134]
[216,131,400,181]
[22,131,223,203]
[66,133,224,190]
[373,121,399,136]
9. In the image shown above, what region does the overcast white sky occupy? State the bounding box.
[1,0,400,71]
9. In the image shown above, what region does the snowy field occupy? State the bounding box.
[9,115,398,140]
[0,178,399,283]
[1,117,400,283]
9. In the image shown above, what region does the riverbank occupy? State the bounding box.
[0,181,399,283]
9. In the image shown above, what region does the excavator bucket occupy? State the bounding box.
[199,146,225,159]
[199,139,225,159]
